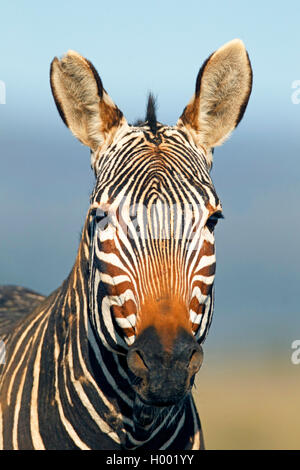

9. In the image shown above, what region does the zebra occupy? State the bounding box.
[0,39,252,450]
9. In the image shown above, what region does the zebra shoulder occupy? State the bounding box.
[0,285,46,336]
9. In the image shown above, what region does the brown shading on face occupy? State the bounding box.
[137,296,191,352]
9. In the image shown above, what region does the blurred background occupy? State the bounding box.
[0,0,299,449]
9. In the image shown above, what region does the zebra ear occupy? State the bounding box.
[177,39,252,154]
[50,50,128,151]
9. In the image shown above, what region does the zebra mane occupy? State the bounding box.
[145,92,157,134]
[133,92,158,134]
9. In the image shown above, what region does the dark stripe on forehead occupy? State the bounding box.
[98,161,213,207]
[92,128,219,212]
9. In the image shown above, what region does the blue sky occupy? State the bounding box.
[0,0,300,354]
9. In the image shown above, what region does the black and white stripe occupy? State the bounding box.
[0,37,253,448]
[0,124,217,449]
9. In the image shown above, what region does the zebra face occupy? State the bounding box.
[50,40,252,406]
[89,122,222,340]
[87,122,221,405]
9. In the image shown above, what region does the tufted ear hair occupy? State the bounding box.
[177,39,252,162]
[50,50,128,151]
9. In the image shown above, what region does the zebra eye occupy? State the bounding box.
[95,209,108,224]
[94,208,112,230]
[206,211,224,232]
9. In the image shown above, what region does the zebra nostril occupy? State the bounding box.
[127,348,149,378]
[188,348,203,375]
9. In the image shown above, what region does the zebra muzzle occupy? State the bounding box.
[127,326,203,406]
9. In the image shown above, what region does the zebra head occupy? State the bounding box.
[50,40,252,407]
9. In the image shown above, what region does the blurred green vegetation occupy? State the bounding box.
[193,350,300,450]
